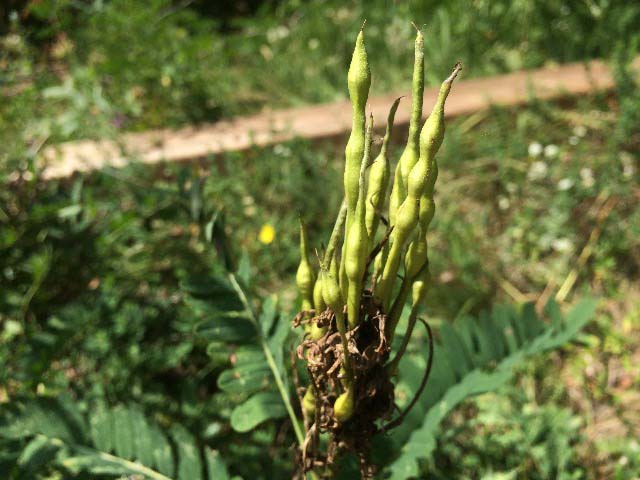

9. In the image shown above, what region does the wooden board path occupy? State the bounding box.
[39,57,640,180]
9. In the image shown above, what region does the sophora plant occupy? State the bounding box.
[292,23,461,477]
[0,21,597,480]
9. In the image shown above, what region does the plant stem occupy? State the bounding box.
[386,306,419,375]
[387,274,413,341]
[323,199,347,268]
[228,273,305,446]
[334,310,354,386]
[46,436,174,480]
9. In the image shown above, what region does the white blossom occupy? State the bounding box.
[580,167,595,188]
[544,144,559,158]
[267,25,290,43]
[620,152,636,179]
[528,142,543,157]
[557,178,574,191]
[528,161,548,180]
[573,125,587,137]
[552,238,573,253]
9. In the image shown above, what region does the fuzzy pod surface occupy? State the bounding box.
[375,63,460,308]
[388,28,424,228]
[333,389,355,423]
[344,29,371,227]
[296,218,315,312]
[345,116,373,328]
[302,386,316,417]
[365,97,401,243]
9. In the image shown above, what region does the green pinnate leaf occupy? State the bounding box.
[230,392,287,433]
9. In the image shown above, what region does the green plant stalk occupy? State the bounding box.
[229,273,305,446]
[334,309,353,382]
[388,27,424,229]
[323,200,347,269]
[387,271,413,338]
[386,266,430,375]
[345,115,373,328]
[365,97,401,244]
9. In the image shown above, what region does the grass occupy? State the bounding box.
[2,0,639,175]
[1,1,639,477]
[2,87,639,476]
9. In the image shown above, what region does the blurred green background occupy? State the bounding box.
[1,1,639,479]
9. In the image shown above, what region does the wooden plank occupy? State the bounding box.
[39,57,639,180]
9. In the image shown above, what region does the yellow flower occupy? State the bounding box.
[258,223,276,245]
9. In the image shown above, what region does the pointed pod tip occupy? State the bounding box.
[361,19,367,31]
[445,62,463,85]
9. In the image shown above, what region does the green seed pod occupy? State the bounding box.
[344,28,372,227]
[419,193,436,230]
[372,241,388,286]
[310,322,326,341]
[296,218,315,313]
[345,115,373,328]
[322,257,343,317]
[365,97,401,243]
[411,264,431,307]
[313,274,325,313]
[403,174,437,283]
[310,275,327,340]
[404,234,428,280]
[388,168,402,228]
[333,389,355,423]
[375,63,460,308]
[373,189,420,308]
[302,386,316,417]
[388,27,424,228]
[404,190,435,280]
[341,28,371,301]
[419,62,462,168]
[399,27,425,184]
[339,253,348,303]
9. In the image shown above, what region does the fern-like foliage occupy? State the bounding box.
[0,396,230,479]
[374,297,596,479]
[183,271,293,434]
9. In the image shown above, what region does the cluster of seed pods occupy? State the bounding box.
[294,23,460,475]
